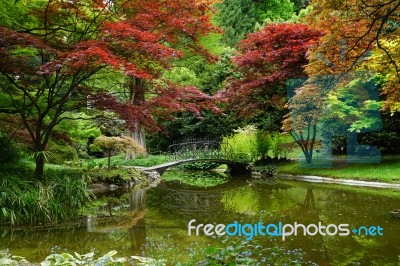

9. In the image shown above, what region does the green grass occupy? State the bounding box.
[0,160,84,179]
[90,154,171,168]
[276,156,400,183]
[0,168,91,225]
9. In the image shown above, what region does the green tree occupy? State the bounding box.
[216,0,294,46]
[283,84,324,163]
[290,0,312,14]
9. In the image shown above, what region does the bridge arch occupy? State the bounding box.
[139,139,251,176]
[141,158,249,176]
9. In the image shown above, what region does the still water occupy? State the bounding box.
[1,170,400,265]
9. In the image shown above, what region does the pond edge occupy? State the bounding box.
[277,174,400,189]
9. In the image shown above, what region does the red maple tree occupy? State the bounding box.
[218,23,323,119]
[0,0,218,176]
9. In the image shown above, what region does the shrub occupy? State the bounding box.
[48,141,78,165]
[0,134,19,163]
[222,126,289,162]
[256,130,271,160]
[222,125,259,162]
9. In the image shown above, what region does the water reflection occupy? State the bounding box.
[1,173,400,265]
[162,188,225,212]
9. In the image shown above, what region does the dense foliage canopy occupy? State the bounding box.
[1,0,400,174]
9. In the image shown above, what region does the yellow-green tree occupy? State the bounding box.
[92,136,145,170]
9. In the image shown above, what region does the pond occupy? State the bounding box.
[1,170,400,265]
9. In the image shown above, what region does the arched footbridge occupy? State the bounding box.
[141,139,250,175]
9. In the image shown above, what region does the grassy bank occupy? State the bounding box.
[0,160,146,225]
[90,154,171,168]
[276,156,400,183]
[0,162,91,225]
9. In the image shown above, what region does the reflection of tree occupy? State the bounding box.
[221,183,295,216]
[129,218,146,255]
[127,190,147,254]
[129,190,146,212]
[86,189,149,255]
[0,188,149,261]
[278,188,331,264]
[315,189,399,265]
[222,186,261,215]
[303,189,316,209]
[303,189,331,264]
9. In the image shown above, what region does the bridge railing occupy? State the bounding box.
[166,139,248,162]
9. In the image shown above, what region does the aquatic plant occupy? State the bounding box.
[0,250,165,266]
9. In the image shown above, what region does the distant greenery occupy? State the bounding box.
[222,125,259,162]
[276,156,400,183]
[217,0,295,46]
[48,140,79,165]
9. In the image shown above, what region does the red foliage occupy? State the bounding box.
[218,23,323,118]
[0,0,219,142]
[91,82,221,133]
[90,92,159,132]
[94,0,220,129]
[147,83,221,120]
[115,0,219,61]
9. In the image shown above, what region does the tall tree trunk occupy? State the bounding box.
[131,127,146,150]
[126,77,147,160]
[304,150,313,164]
[34,155,45,178]
[347,131,357,156]
[107,149,112,170]
[33,141,46,178]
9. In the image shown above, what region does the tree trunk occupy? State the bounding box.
[126,126,147,160]
[33,138,47,178]
[347,131,357,156]
[34,155,45,178]
[304,150,313,164]
[107,149,112,170]
[126,77,147,160]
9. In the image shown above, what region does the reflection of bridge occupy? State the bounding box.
[163,188,225,212]
[141,139,250,175]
